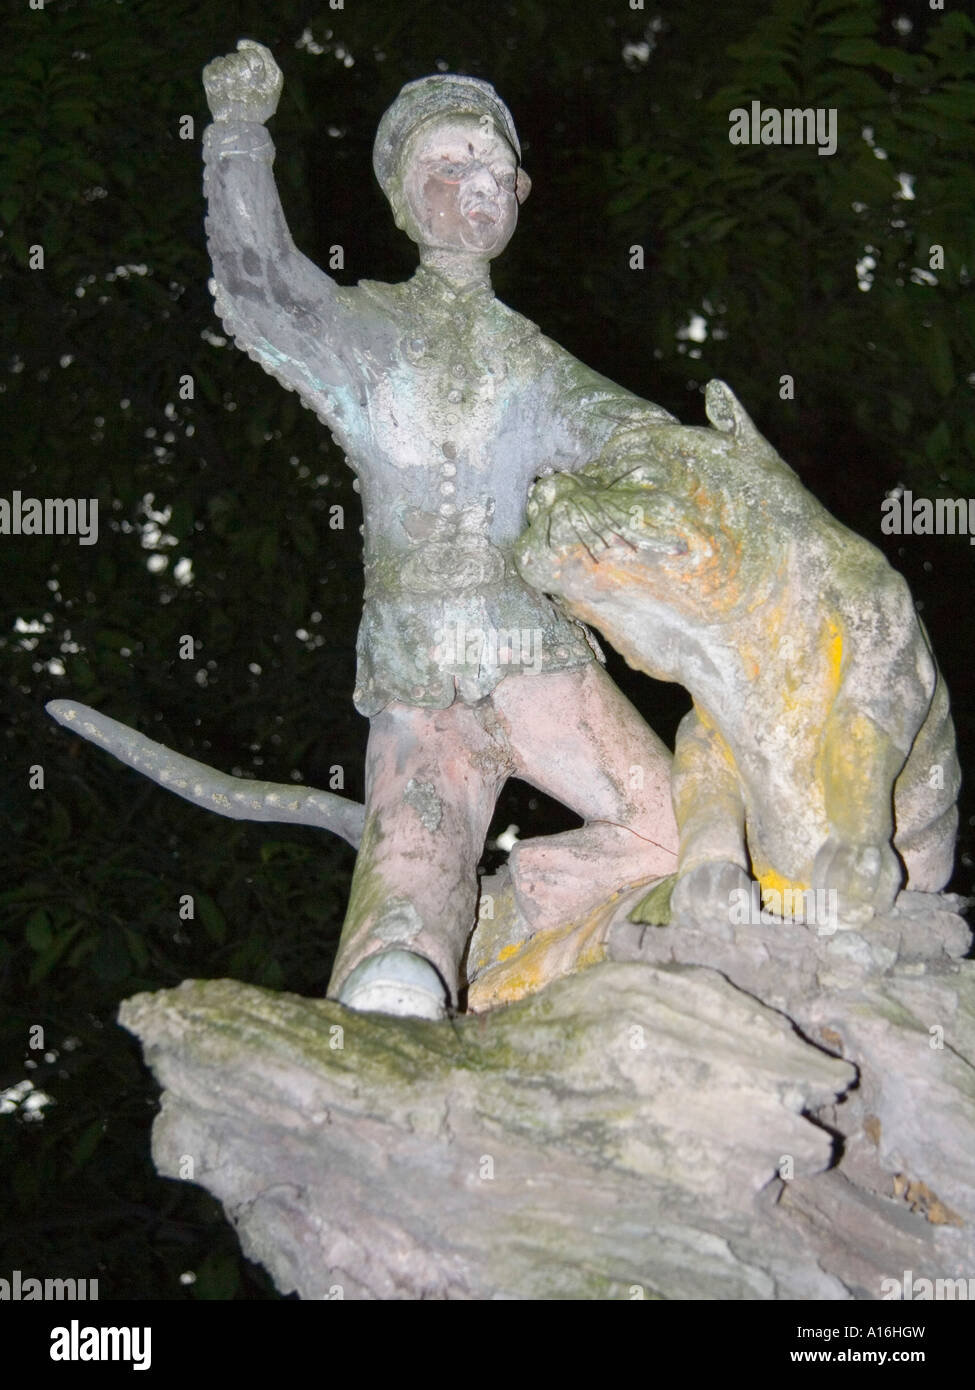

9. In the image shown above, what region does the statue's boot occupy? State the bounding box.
[326,699,507,1016]
[337,949,449,1020]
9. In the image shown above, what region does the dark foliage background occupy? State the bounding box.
[1,0,973,1299]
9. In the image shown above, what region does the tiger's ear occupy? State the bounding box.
[515,167,532,204]
[704,380,744,435]
[705,380,779,467]
[705,380,762,446]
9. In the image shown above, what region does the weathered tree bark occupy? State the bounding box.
[119,886,975,1300]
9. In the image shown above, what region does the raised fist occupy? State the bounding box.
[203,39,283,124]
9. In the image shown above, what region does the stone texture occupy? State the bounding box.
[119,890,974,1300]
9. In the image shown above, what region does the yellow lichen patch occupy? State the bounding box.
[754,864,810,899]
[467,894,620,1013]
[685,528,742,605]
[466,890,533,976]
[690,705,738,774]
[689,482,714,511]
[819,706,896,834]
[825,618,843,692]
[593,558,646,593]
[892,1173,963,1227]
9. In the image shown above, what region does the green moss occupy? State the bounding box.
[628,874,677,926]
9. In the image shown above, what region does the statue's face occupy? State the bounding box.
[396,113,525,257]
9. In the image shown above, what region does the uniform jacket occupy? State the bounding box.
[203,119,674,715]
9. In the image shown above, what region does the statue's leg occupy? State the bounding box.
[892,673,960,892]
[667,708,751,929]
[491,663,678,933]
[326,699,509,1009]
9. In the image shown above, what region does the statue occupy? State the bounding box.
[515,383,960,926]
[40,42,971,1304]
[195,41,690,1018]
[47,41,960,1026]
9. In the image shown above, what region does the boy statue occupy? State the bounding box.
[202,41,679,1019]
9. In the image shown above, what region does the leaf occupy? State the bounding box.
[817,11,875,39]
[28,923,84,984]
[924,419,952,465]
[259,959,284,990]
[832,39,921,79]
[124,926,149,970]
[50,102,98,130]
[260,841,291,865]
[91,929,134,982]
[291,516,317,559]
[925,11,975,53]
[25,908,53,952]
[48,799,72,844]
[67,1119,104,1175]
[889,394,914,436]
[194,365,221,404]
[168,498,194,540]
[196,893,226,944]
[192,1253,240,1301]
[95,555,117,588]
[0,882,55,906]
[257,530,278,571]
[704,215,739,243]
[897,108,958,138]
[95,628,139,650]
[921,324,954,398]
[70,656,96,688]
[628,874,677,926]
[920,87,975,123]
[66,934,99,969]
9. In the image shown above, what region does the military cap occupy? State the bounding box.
[373,74,521,201]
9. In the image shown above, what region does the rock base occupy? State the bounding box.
[119,891,974,1300]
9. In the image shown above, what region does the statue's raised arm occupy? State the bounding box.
[202,41,359,418]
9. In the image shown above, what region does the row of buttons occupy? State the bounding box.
[346,444,459,516]
[440,440,457,515]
